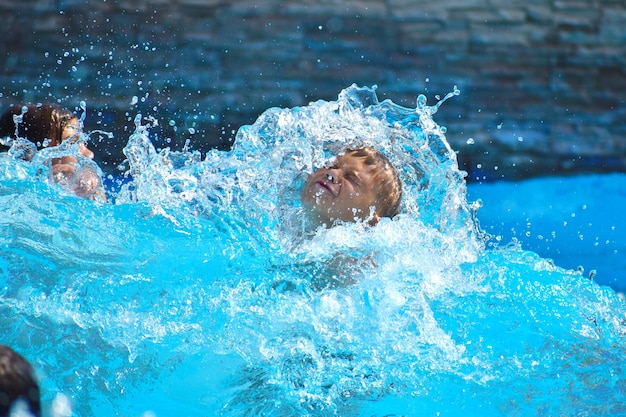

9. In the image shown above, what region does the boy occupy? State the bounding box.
[301,146,402,227]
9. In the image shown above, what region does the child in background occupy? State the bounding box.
[301,146,402,227]
[0,103,106,201]
[0,345,40,417]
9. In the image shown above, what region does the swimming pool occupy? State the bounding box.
[1,85,624,416]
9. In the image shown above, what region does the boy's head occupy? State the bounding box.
[301,146,402,226]
[0,345,40,417]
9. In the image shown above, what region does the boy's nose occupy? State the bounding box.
[327,168,342,183]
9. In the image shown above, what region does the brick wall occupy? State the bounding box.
[1,0,625,180]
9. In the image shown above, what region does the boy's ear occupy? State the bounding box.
[368,213,381,226]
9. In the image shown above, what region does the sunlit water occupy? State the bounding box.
[1,85,625,416]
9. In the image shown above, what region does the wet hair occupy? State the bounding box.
[0,103,76,150]
[0,345,40,417]
[343,146,402,218]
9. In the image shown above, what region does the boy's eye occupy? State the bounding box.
[346,174,360,186]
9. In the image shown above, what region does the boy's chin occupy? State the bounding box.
[302,207,331,228]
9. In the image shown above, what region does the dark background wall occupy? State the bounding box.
[1,0,625,180]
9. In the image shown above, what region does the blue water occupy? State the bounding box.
[468,174,625,293]
[1,85,625,416]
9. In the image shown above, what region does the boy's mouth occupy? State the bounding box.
[315,181,336,196]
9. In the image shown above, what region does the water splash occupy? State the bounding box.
[1,85,625,416]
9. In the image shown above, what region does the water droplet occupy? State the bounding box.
[497,123,503,129]
[588,270,597,280]
[52,393,72,417]
[517,136,523,142]
[466,138,475,145]
[130,96,138,105]
[188,128,195,134]
[169,120,176,127]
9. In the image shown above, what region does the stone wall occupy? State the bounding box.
[1,0,625,180]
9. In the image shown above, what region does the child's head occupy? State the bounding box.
[0,345,40,417]
[0,103,78,148]
[301,146,402,226]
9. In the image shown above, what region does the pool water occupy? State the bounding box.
[1,85,625,416]
[468,174,625,293]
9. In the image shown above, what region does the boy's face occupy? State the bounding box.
[301,153,382,226]
[61,117,94,159]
